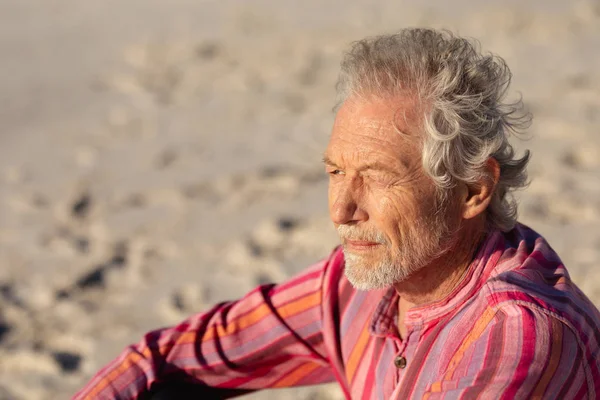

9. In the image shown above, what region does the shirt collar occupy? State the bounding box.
[369,228,505,337]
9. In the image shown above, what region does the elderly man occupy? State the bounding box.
[74,28,600,399]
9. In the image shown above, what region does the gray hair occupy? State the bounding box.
[336,28,531,232]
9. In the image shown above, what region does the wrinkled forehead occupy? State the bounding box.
[325,96,423,166]
[334,94,423,136]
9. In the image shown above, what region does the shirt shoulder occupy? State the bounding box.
[477,225,600,378]
[483,225,600,328]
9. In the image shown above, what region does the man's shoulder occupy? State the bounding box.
[479,223,600,344]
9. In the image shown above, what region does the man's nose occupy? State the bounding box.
[329,182,367,225]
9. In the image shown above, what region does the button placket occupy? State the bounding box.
[389,332,408,385]
[393,325,420,374]
[392,332,409,378]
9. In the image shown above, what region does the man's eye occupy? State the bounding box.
[328,169,344,176]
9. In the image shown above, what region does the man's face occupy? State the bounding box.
[324,96,458,290]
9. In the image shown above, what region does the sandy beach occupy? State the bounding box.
[0,0,599,398]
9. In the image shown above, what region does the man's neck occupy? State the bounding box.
[394,221,486,307]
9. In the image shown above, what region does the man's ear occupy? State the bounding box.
[462,158,500,220]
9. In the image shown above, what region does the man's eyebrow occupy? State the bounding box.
[360,162,403,174]
[322,155,338,167]
[322,155,403,174]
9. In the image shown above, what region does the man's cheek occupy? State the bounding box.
[375,191,415,221]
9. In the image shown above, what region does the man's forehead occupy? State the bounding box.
[325,97,422,170]
[333,95,421,138]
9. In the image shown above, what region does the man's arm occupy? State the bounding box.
[423,304,593,400]
[73,254,339,400]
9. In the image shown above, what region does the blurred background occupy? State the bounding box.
[0,1,599,399]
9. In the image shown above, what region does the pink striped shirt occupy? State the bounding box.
[74,224,600,399]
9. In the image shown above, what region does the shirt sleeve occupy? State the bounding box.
[423,305,593,400]
[72,252,339,400]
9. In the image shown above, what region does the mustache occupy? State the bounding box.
[337,225,387,244]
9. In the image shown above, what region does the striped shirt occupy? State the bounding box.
[74,223,600,399]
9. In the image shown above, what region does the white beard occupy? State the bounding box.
[342,248,415,290]
[339,217,453,291]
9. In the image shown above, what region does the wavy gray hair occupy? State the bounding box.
[335,28,531,232]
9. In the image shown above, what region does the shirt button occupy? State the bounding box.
[394,356,407,369]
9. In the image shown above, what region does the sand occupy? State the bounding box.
[0,0,599,399]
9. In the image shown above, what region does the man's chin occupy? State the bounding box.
[343,262,406,291]
[342,252,417,291]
